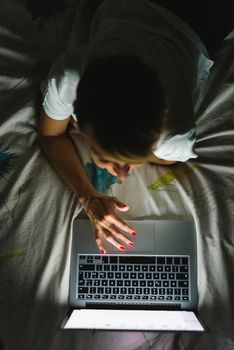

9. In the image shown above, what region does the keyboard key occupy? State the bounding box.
[182,289,189,295]
[94,295,101,299]
[130,273,137,279]
[166,257,173,264]
[124,280,131,287]
[78,294,85,299]
[102,295,109,299]
[180,266,188,272]
[102,257,108,263]
[167,288,173,295]
[117,280,123,286]
[159,288,165,295]
[172,266,179,272]
[157,257,165,264]
[101,280,108,286]
[174,257,181,265]
[119,256,155,264]
[142,266,148,272]
[110,256,118,263]
[182,257,188,264]
[144,288,150,294]
[79,264,95,271]
[176,273,188,280]
[111,265,118,271]
[178,281,189,287]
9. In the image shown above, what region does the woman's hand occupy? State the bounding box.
[81,193,136,253]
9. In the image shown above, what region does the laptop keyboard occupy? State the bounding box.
[77,255,190,302]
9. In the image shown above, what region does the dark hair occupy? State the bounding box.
[74,55,166,160]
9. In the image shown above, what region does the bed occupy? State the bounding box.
[0,1,234,349]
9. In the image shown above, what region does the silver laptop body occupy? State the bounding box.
[62,219,206,331]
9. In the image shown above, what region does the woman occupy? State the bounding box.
[38,0,214,252]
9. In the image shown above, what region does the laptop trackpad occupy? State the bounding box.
[108,221,155,253]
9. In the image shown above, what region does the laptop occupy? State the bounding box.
[61,218,206,332]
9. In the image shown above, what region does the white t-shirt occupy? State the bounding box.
[42,0,213,162]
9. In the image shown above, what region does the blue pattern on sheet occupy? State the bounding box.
[85,162,118,193]
[0,146,17,179]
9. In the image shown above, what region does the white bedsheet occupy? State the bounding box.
[0,1,234,349]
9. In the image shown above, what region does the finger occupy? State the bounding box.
[106,215,137,237]
[95,232,107,254]
[111,198,129,212]
[102,229,126,251]
[103,223,135,247]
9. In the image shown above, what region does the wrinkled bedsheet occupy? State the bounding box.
[0,1,234,349]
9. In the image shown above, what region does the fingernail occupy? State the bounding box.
[119,246,125,251]
[128,242,134,247]
[131,231,137,236]
[101,249,106,254]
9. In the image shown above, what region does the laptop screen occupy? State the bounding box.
[63,309,205,331]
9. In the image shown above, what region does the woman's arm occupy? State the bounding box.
[38,110,135,252]
[38,111,97,201]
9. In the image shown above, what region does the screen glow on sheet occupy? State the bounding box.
[64,310,204,331]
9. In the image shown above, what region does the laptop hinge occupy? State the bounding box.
[86,303,181,311]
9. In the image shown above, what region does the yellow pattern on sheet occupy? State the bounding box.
[0,251,26,263]
[148,163,201,190]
